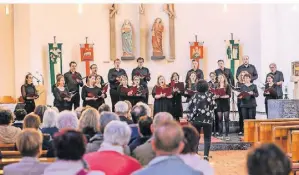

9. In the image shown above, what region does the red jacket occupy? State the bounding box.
[84,151,142,175]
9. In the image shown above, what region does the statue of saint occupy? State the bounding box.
[152,18,164,56]
[121,20,133,57]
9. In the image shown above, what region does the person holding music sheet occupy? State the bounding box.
[185,59,204,86]
[90,64,105,85]
[264,74,278,117]
[82,75,106,109]
[131,57,151,104]
[208,72,218,136]
[95,74,105,88]
[213,74,231,141]
[266,63,284,99]
[236,55,258,82]
[152,75,173,116]
[239,73,259,120]
[130,76,146,106]
[52,74,63,94]
[117,75,131,102]
[169,72,184,121]
[53,75,73,112]
[64,61,83,110]
[185,71,198,102]
[215,60,234,86]
[185,80,217,161]
[236,71,248,135]
[108,59,127,112]
[21,73,39,113]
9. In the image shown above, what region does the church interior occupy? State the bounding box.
[1,3,299,175]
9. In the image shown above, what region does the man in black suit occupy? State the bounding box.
[215,60,234,85]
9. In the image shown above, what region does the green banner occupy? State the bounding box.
[49,43,62,87]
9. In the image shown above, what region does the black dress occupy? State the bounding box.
[169,82,184,121]
[130,85,146,106]
[263,83,278,116]
[215,85,231,112]
[117,85,133,102]
[53,86,72,112]
[184,82,197,102]
[81,85,106,109]
[21,84,38,113]
[152,85,173,116]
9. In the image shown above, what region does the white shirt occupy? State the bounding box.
[179,154,214,175]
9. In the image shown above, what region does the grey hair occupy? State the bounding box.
[115,101,129,115]
[51,107,59,113]
[136,102,151,117]
[269,63,277,68]
[103,120,132,146]
[56,111,78,130]
[42,108,58,128]
[153,112,174,128]
[99,112,120,133]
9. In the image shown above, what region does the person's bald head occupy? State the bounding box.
[152,120,184,156]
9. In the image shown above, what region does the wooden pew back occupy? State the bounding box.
[0,158,55,170]
[272,125,299,153]
[1,150,48,158]
[292,131,299,162]
[0,144,15,151]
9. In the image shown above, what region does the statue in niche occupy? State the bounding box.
[121,20,134,59]
[151,18,165,60]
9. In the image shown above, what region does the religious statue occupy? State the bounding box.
[192,46,201,59]
[121,20,134,58]
[109,4,118,18]
[151,18,165,60]
[232,45,239,59]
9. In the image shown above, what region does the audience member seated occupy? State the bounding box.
[131,105,147,123]
[179,125,214,175]
[86,112,119,153]
[247,143,291,175]
[47,111,79,157]
[98,104,111,113]
[75,107,87,119]
[124,100,133,119]
[0,107,21,144]
[84,121,142,175]
[44,129,104,175]
[115,101,133,124]
[79,108,100,141]
[135,102,151,118]
[3,129,50,175]
[132,112,173,166]
[132,121,203,175]
[129,116,152,152]
[13,109,27,129]
[41,108,59,137]
[34,105,48,123]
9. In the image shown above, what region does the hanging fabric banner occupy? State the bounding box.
[80,37,94,76]
[189,35,204,69]
[48,36,62,87]
[225,33,240,79]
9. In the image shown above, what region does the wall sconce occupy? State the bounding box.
[78,4,83,14]
[5,4,9,15]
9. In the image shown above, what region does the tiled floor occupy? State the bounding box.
[199,150,248,175]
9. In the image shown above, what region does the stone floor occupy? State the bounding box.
[199,150,248,175]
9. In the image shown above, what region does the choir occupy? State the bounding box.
[21,55,284,138]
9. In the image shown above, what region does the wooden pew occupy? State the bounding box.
[272,125,299,153]
[260,121,299,144]
[0,157,55,170]
[0,144,15,151]
[1,150,48,158]
[244,118,299,143]
[293,163,299,175]
[292,131,299,163]
[0,170,2,175]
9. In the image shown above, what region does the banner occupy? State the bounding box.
[80,44,94,61]
[190,42,203,60]
[225,37,240,79]
[49,43,62,87]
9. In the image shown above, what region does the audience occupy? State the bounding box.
[13,109,27,129]
[79,108,100,141]
[135,102,151,117]
[3,129,50,175]
[129,116,152,152]
[133,112,173,165]
[0,108,21,144]
[115,101,133,124]
[41,108,59,137]
[133,121,203,175]
[247,143,291,175]
[131,105,147,123]
[98,104,111,113]
[84,121,142,175]
[179,125,214,175]
[44,129,104,175]
[56,111,78,130]
[74,107,86,119]
[23,113,41,130]
[124,100,133,119]
[34,105,48,123]
[86,112,119,153]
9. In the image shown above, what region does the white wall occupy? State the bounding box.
[8,4,275,112]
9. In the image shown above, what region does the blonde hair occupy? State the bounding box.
[217,74,228,90]
[16,129,42,157]
[79,108,100,132]
[156,75,166,86]
[23,113,41,130]
[120,75,128,86]
[124,100,132,120]
[238,71,249,83]
[56,75,64,87]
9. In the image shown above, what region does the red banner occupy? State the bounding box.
[80,44,94,61]
[190,42,203,60]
